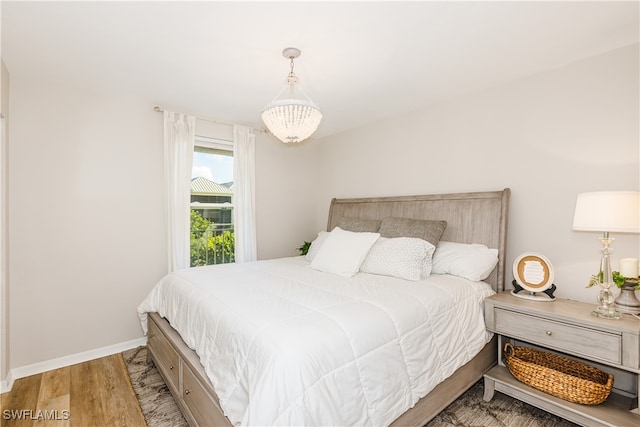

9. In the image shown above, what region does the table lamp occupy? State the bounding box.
[572,191,640,319]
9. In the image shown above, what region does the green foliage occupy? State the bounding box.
[612,271,626,288]
[613,271,640,290]
[297,241,311,256]
[190,210,235,267]
[587,271,603,288]
[587,270,640,290]
[207,230,235,263]
[190,209,211,232]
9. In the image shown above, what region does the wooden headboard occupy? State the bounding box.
[327,189,511,292]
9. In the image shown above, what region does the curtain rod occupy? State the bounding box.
[153,106,267,134]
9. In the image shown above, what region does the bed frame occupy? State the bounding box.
[147,188,511,426]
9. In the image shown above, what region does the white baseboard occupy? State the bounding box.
[0,370,14,393]
[0,337,147,393]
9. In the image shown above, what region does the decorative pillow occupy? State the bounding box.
[334,217,381,233]
[431,241,499,281]
[421,243,437,278]
[310,227,380,277]
[378,217,447,247]
[361,237,435,281]
[305,231,330,262]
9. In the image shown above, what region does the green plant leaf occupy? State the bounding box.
[298,241,311,256]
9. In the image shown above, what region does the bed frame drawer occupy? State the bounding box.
[147,313,232,427]
[148,314,180,391]
[182,361,230,427]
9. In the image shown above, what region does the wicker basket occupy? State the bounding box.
[503,343,614,405]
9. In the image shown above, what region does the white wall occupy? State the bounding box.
[8,78,166,368]
[254,135,321,260]
[6,75,319,370]
[315,44,640,304]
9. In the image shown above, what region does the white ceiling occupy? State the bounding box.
[2,1,639,139]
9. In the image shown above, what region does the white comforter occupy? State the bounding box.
[138,256,494,427]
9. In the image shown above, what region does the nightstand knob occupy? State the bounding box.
[185,389,191,395]
[546,331,552,336]
[169,365,175,370]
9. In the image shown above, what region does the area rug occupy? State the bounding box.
[123,346,576,427]
[123,346,189,427]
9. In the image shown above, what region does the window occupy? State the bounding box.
[190,137,234,266]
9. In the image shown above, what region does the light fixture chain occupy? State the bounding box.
[289,56,296,78]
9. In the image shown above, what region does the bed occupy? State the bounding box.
[138,188,510,427]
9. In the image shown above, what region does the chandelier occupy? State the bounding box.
[261,48,323,143]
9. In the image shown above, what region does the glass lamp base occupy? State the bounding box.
[591,286,622,319]
[591,306,622,320]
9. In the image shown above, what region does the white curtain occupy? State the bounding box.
[164,111,196,272]
[233,125,257,262]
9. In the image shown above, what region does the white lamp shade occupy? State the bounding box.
[261,99,322,144]
[572,191,640,233]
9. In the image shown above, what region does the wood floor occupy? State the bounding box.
[0,353,146,427]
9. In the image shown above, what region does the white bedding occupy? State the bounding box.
[138,256,495,427]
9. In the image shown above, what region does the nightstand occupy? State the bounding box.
[483,291,640,427]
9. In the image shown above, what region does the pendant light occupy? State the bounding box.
[261,48,322,143]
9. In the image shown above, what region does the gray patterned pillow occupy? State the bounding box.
[334,217,381,233]
[361,237,435,281]
[378,217,447,247]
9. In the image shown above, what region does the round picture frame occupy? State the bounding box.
[512,252,555,293]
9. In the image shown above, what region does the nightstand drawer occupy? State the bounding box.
[494,308,621,364]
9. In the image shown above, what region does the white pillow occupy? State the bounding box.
[310,227,380,277]
[431,241,499,281]
[305,231,330,262]
[361,237,435,281]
